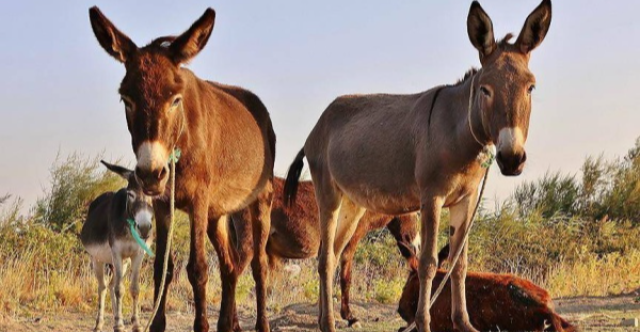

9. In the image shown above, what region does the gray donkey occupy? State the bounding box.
[81,161,154,332]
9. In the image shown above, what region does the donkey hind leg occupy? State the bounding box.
[208,215,242,332]
[129,252,145,332]
[447,194,480,332]
[150,201,175,332]
[186,202,211,332]
[231,208,255,275]
[415,196,443,332]
[110,254,129,332]
[93,260,108,332]
[337,214,367,329]
[250,181,274,332]
[311,170,342,332]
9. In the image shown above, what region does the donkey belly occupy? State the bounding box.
[85,241,114,264]
[325,128,421,215]
[340,182,421,215]
[85,239,145,264]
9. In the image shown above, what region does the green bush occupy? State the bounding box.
[34,152,124,232]
[371,277,404,304]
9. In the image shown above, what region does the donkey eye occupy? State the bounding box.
[479,86,491,97]
[127,191,136,200]
[121,98,133,112]
[528,84,536,94]
[171,97,182,107]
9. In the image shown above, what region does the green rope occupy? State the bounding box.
[127,218,155,257]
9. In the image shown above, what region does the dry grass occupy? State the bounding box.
[1,221,639,322]
[0,220,414,320]
[544,250,640,298]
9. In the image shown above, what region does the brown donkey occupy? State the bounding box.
[89,8,276,332]
[231,177,420,327]
[398,269,576,332]
[284,1,552,331]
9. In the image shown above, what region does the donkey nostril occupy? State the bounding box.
[135,167,147,182]
[158,167,168,180]
[520,152,527,164]
[138,225,152,238]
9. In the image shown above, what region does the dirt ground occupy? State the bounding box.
[1,295,639,332]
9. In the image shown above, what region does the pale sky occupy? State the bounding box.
[1,1,639,211]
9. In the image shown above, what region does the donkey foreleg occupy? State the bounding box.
[415,196,443,332]
[130,252,145,332]
[447,194,480,332]
[110,252,128,332]
[92,260,108,332]
[150,201,174,332]
[208,215,242,332]
[186,202,210,332]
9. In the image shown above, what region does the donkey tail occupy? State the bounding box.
[284,148,305,207]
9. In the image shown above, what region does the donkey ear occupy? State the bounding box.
[467,1,497,62]
[515,0,552,54]
[100,160,133,181]
[169,8,216,64]
[89,7,137,63]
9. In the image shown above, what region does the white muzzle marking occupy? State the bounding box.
[134,209,153,230]
[497,127,524,154]
[136,141,169,172]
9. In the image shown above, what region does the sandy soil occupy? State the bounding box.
[1,295,639,332]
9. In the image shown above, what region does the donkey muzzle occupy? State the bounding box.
[496,150,526,176]
[135,165,169,196]
[496,127,527,176]
[135,141,170,195]
[137,223,152,240]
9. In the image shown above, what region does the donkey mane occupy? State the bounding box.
[498,33,515,46]
[456,68,479,85]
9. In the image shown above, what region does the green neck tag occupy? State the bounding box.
[168,148,182,164]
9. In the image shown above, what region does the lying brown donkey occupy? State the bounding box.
[231,177,419,327]
[398,246,576,332]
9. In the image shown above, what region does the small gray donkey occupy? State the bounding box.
[81,161,154,332]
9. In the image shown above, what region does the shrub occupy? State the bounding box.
[34,152,124,232]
